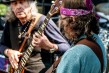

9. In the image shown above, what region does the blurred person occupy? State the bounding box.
[0,0,70,73]
[56,0,107,73]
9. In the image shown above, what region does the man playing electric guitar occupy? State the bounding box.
[0,0,70,73]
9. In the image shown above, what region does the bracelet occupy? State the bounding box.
[49,44,56,53]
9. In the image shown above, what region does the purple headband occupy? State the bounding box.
[60,8,93,16]
[60,0,93,16]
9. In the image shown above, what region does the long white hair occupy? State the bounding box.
[6,1,38,22]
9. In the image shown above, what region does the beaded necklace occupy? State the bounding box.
[18,20,32,39]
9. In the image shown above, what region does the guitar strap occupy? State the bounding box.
[45,56,61,73]
[77,38,104,72]
[46,38,104,73]
[18,13,42,52]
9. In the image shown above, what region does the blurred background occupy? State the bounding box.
[0,0,109,72]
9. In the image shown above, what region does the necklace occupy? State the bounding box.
[18,20,31,39]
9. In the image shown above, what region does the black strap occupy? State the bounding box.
[77,38,104,72]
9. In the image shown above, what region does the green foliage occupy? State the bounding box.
[0,4,8,16]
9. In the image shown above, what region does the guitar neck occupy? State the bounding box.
[37,12,51,34]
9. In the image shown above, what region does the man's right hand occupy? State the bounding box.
[4,49,22,69]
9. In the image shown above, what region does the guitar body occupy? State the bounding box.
[9,66,24,73]
[9,67,14,73]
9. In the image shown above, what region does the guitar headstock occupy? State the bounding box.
[49,0,62,16]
